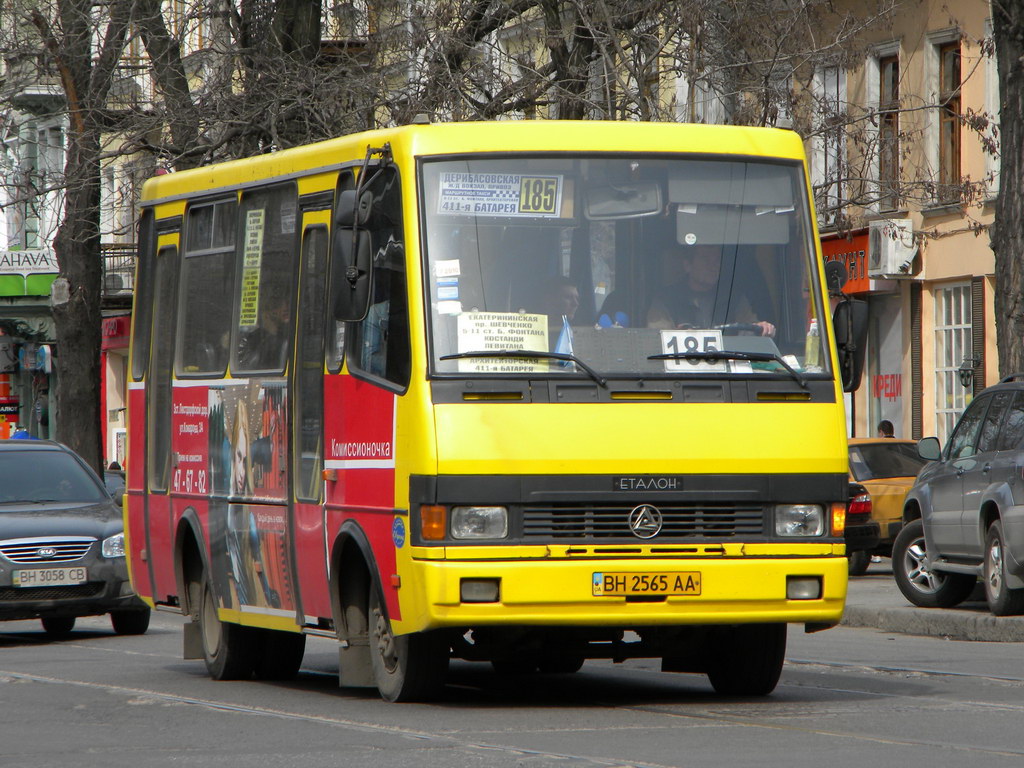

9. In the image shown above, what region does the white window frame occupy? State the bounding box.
[934,282,972,443]
[810,64,846,226]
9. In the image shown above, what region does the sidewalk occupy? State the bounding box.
[842,560,1024,642]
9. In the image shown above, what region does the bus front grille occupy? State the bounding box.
[522,504,764,539]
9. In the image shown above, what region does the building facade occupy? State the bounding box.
[811,0,998,443]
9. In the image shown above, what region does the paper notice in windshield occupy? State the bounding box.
[239,209,265,329]
[456,312,549,372]
[438,173,563,217]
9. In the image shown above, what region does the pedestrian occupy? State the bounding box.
[877,419,895,438]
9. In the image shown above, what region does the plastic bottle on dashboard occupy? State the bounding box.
[804,318,820,371]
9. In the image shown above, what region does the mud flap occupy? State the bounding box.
[183,621,203,660]
[338,634,374,687]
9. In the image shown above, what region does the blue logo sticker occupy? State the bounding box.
[392,517,406,548]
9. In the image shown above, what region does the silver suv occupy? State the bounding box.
[894,375,1024,616]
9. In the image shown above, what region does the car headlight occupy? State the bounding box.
[102,532,126,558]
[450,506,508,539]
[774,504,824,537]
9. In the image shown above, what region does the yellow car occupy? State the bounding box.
[846,439,928,575]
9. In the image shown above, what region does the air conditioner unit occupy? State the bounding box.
[868,218,917,278]
[103,268,134,294]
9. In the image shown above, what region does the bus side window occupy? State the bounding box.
[350,168,410,389]
[232,183,299,374]
[177,199,237,375]
[148,244,180,491]
[131,209,156,381]
[294,225,329,501]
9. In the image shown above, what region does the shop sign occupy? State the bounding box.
[0,397,19,416]
[821,232,869,294]
[0,250,59,276]
[873,373,903,402]
[102,316,131,350]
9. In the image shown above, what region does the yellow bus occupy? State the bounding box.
[126,120,860,701]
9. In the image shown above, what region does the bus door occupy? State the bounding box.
[323,164,408,625]
[125,209,156,601]
[290,217,332,623]
[212,182,300,621]
[145,240,180,602]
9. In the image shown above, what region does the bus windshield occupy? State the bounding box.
[421,154,829,380]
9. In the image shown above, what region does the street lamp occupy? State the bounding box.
[958,356,980,388]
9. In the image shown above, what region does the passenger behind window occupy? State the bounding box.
[237,291,291,371]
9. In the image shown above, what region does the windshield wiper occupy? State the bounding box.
[441,350,607,388]
[648,350,809,391]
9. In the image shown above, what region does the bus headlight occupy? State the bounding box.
[450,506,508,539]
[774,505,824,537]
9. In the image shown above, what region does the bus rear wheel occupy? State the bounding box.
[705,624,786,696]
[198,576,257,680]
[368,587,449,702]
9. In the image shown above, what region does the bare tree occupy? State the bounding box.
[20,0,132,472]
[990,1,1023,376]
[0,0,1003,468]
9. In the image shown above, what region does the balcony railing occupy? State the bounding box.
[101,243,136,300]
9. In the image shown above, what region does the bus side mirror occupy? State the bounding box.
[832,297,868,393]
[332,189,374,322]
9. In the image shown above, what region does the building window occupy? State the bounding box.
[937,41,961,203]
[815,65,845,224]
[934,283,972,443]
[878,54,899,210]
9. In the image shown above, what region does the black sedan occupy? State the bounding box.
[0,440,150,635]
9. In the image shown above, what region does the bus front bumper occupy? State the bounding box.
[397,548,847,633]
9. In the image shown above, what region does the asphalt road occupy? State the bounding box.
[2,570,1023,768]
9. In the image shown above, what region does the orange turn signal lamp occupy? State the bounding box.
[831,502,846,536]
[420,505,447,540]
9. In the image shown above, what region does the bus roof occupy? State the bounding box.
[140,120,807,207]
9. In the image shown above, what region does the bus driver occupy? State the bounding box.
[646,244,775,337]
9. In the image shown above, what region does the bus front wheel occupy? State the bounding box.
[198,576,257,680]
[705,623,786,696]
[368,587,449,702]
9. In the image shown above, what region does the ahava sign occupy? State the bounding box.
[0,250,59,276]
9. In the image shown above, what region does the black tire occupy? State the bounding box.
[253,629,306,680]
[984,520,1024,616]
[537,654,585,674]
[892,519,976,608]
[847,550,871,577]
[491,657,538,675]
[41,616,75,637]
[198,576,258,680]
[705,623,786,696]
[368,587,449,702]
[110,608,151,635]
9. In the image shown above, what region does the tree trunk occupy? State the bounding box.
[992,2,1024,377]
[52,127,104,473]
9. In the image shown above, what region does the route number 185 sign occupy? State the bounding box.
[659,329,727,372]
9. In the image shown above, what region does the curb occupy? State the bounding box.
[842,603,1024,642]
